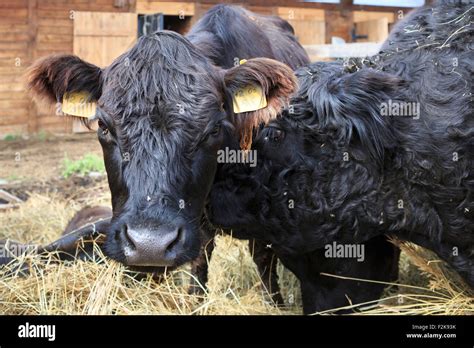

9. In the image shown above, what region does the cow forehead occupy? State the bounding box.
[100,33,223,119]
[102,65,219,114]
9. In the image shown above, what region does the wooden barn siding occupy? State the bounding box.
[34,0,133,134]
[136,1,326,44]
[0,0,30,136]
[0,0,133,137]
[0,0,404,137]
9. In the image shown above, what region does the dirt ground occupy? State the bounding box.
[0,135,472,315]
[0,133,102,182]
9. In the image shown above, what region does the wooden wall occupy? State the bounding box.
[72,11,137,132]
[0,0,30,136]
[0,0,132,138]
[0,0,408,137]
[136,1,195,15]
[136,1,326,45]
[34,0,132,134]
[277,7,325,45]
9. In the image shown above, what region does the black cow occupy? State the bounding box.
[25,5,307,303]
[63,206,112,234]
[0,206,111,273]
[208,0,474,313]
[25,4,400,312]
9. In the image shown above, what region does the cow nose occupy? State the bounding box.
[121,224,182,267]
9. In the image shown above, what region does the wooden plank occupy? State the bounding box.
[277,7,324,21]
[0,58,31,68]
[37,25,73,35]
[0,50,28,59]
[28,0,39,133]
[0,82,25,92]
[0,24,29,33]
[247,5,276,16]
[0,0,28,8]
[0,70,27,80]
[0,42,29,51]
[74,11,137,67]
[0,32,30,42]
[0,91,28,100]
[37,108,57,117]
[0,68,26,76]
[35,46,73,56]
[0,17,29,24]
[39,3,112,11]
[38,9,75,19]
[36,118,70,134]
[0,114,28,126]
[74,35,134,67]
[0,77,27,86]
[136,1,195,16]
[37,33,72,44]
[73,11,137,36]
[37,115,67,124]
[37,124,69,134]
[0,107,28,119]
[355,18,389,43]
[0,115,28,126]
[0,100,30,109]
[0,9,28,25]
[0,65,28,76]
[38,18,73,27]
[39,0,105,5]
[287,19,325,45]
[36,117,70,133]
[353,11,395,24]
[70,10,138,133]
[38,0,130,12]
[0,9,28,19]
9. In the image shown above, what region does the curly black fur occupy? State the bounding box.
[208,0,474,312]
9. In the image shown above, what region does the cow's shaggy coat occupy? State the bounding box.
[208,0,473,312]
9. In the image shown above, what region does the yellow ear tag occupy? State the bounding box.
[62,91,96,118]
[232,84,267,114]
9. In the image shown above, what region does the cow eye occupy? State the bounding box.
[263,127,285,142]
[210,123,221,137]
[98,119,109,135]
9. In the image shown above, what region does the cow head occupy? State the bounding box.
[26,31,297,270]
[208,62,407,253]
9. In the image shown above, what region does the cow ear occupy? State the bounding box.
[223,58,297,149]
[309,68,404,165]
[26,54,103,107]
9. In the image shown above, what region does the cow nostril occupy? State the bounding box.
[120,224,136,250]
[165,227,182,254]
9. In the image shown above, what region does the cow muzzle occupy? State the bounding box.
[119,223,184,267]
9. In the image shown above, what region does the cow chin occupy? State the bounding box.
[125,265,173,275]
